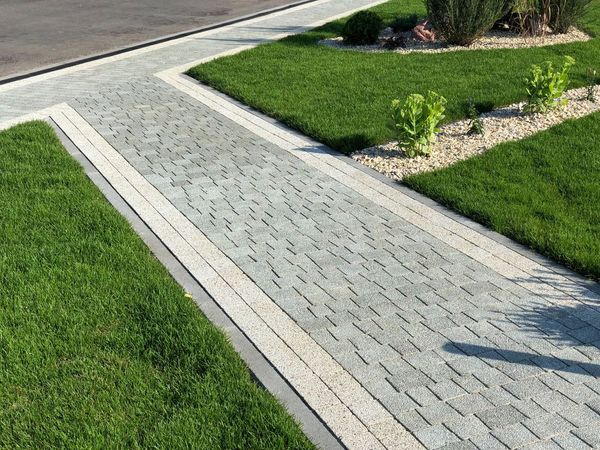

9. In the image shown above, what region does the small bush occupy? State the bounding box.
[511,0,552,36]
[549,0,592,33]
[391,91,447,157]
[342,11,383,45]
[426,0,513,46]
[524,56,576,113]
[390,14,420,32]
[466,98,485,135]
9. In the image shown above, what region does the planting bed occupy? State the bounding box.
[319,26,590,54]
[353,86,600,179]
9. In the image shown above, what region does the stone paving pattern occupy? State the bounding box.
[71,78,600,449]
[2,1,600,448]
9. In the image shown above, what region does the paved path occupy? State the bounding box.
[0,0,300,79]
[2,1,600,448]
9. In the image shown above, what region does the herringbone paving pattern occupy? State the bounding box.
[70,78,600,449]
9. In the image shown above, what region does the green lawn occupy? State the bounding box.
[404,113,600,280]
[189,0,600,154]
[0,122,313,449]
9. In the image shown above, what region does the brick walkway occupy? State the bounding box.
[2,1,600,449]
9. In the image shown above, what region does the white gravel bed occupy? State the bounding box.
[318,27,590,54]
[352,87,600,180]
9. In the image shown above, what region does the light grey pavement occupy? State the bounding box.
[2,1,600,448]
[0,0,300,79]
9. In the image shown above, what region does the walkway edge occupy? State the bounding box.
[159,72,600,306]
[47,103,421,450]
[46,117,346,450]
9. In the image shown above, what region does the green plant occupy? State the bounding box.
[391,91,447,157]
[549,0,592,32]
[342,10,383,45]
[390,14,420,32]
[512,0,552,35]
[524,56,576,113]
[426,0,513,45]
[586,67,598,101]
[466,98,485,135]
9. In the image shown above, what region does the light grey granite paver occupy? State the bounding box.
[2,0,600,448]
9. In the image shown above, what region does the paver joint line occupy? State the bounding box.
[2,0,600,448]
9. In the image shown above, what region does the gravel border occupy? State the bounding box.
[352,87,600,180]
[318,27,590,54]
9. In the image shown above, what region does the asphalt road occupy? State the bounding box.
[0,0,299,79]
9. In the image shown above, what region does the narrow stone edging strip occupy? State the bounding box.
[160,72,600,309]
[48,103,421,450]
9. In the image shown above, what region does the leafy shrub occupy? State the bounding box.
[342,11,383,45]
[466,98,485,135]
[391,91,447,157]
[511,0,552,36]
[549,0,592,33]
[524,56,576,113]
[426,0,513,46]
[390,14,420,32]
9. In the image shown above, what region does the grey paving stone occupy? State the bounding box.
[388,367,433,392]
[552,432,592,449]
[418,401,462,425]
[512,399,548,420]
[575,424,600,447]
[397,408,430,433]
[503,378,552,401]
[519,440,562,450]
[415,425,461,449]
[421,362,460,384]
[523,413,574,440]
[438,441,478,450]
[492,423,538,449]
[448,393,495,416]
[380,391,419,414]
[558,404,600,428]
[407,385,440,407]
[476,405,526,430]
[445,415,490,440]
[453,375,488,394]
[430,380,468,401]
[468,433,507,449]
[532,391,577,414]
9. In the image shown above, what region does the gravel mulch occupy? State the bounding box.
[319,27,590,54]
[352,87,600,180]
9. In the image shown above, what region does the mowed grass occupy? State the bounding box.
[188,0,600,154]
[0,122,314,449]
[405,113,600,280]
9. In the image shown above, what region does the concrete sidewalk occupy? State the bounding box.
[2,1,600,448]
[0,0,301,79]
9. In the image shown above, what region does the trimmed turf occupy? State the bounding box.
[0,122,314,449]
[404,113,600,280]
[188,0,600,154]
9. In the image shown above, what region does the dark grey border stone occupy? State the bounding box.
[48,119,346,450]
